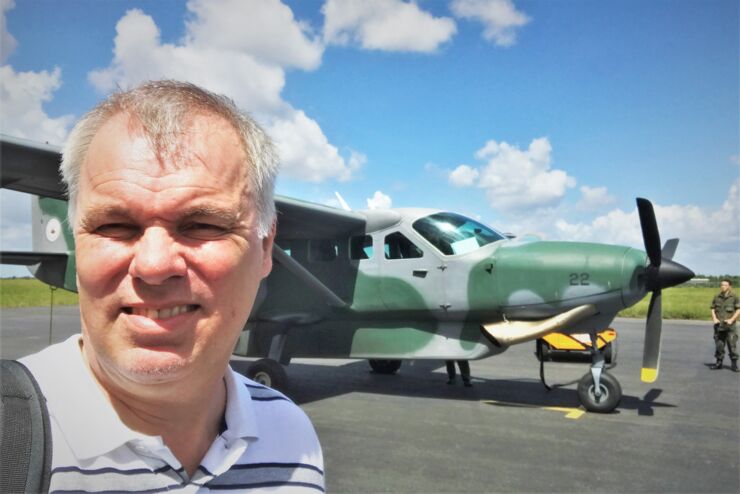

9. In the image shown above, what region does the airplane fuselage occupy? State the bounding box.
[240,207,652,362]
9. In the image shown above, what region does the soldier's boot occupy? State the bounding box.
[731,360,738,373]
[711,359,723,370]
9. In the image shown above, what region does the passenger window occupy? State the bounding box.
[309,239,339,262]
[384,232,423,260]
[350,235,373,260]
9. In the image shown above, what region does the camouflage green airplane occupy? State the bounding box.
[1,134,694,413]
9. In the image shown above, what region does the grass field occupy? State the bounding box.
[0,278,79,308]
[617,286,714,320]
[0,278,717,320]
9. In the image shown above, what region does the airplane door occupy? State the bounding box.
[378,230,445,313]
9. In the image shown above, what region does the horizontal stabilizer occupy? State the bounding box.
[481,304,599,347]
[0,251,68,266]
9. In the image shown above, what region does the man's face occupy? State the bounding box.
[74,112,273,387]
[720,281,731,294]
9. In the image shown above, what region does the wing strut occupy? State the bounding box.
[271,246,346,308]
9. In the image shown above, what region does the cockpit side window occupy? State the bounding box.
[350,235,374,260]
[412,212,505,256]
[384,232,423,260]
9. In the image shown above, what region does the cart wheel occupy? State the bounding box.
[536,339,552,362]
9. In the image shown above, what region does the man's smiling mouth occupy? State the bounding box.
[122,305,200,319]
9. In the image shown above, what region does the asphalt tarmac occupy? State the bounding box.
[2,306,738,493]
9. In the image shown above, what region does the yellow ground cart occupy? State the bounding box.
[536,328,617,364]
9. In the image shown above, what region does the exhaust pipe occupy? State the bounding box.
[481,304,598,347]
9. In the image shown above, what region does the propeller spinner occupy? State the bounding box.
[636,198,694,382]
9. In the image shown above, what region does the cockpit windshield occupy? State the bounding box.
[412,212,505,256]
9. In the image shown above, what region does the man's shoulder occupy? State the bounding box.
[229,370,312,424]
[227,369,321,455]
[231,370,292,401]
[19,335,81,374]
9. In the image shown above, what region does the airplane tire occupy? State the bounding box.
[368,359,402,374]
[247,359,287,391]
[577,371,621,413]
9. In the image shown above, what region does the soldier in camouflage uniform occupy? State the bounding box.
[710,279,740,371]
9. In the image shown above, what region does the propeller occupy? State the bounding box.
[636,198,694,383]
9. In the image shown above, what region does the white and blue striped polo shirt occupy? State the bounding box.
[21,335,324,493]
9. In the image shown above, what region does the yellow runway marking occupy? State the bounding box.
[482,400,586,419]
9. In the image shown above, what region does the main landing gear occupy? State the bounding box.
[577,333,622,413]
[247,358,287,390]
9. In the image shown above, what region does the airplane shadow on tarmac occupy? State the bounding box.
[230,359,676,417]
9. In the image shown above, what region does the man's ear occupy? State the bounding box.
[261,221,276,278]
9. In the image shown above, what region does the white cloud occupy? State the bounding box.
[449,137,576,212]
[322,0,456,53]
[367,190,392,209]
[1,0,17,63]
[185,0,323,70]
[88,8,287,115]
[267,109,362,182]
[553,180,740,275]
[0,65,73,145]
[449,164,479,187]
[0,189,32,277]
[577,185,616,210]
[0,0,73,144]
[88,1,360,182]
[450,0,530,47]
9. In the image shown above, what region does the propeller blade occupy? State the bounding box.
[637,198,662,267]
[641,289,662,383]
[661,238,679,261]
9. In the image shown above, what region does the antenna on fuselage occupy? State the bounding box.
[334,191,352,211]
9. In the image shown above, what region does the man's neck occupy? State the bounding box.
[81,346,228,476]
[111,376,227,477]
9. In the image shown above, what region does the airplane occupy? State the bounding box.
[0,133,694,413]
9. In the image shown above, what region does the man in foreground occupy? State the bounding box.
[710,279,739,372]
[20,80,324,491]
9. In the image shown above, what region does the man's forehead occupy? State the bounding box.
[83,112,248,180]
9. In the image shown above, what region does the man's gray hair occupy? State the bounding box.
[60,80,278,238]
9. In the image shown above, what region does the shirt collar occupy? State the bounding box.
[25,335,153,460]
[26,336,260,461]
[222,365,259,443]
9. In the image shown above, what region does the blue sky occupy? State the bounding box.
[1,0,738,276]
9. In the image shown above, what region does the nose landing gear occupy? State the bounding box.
[577,333,622,413]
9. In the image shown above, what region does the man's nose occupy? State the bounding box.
[129,227,187,285]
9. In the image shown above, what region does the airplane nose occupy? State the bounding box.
[647,257,694,291]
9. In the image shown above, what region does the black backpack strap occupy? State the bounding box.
[0,359,52,494]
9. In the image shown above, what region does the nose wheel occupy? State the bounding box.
[577,333,622,413]
[577,371,621,413]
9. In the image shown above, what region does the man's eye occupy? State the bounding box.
[95,224,138,239]
[181,223,228,239]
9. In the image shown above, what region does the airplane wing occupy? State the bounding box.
[275,195,366,239]
[0,134,65,200]
[0,134,367,237]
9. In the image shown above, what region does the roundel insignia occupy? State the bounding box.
[45,218,62,242]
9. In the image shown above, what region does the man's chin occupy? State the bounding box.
[116,348,193,385]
